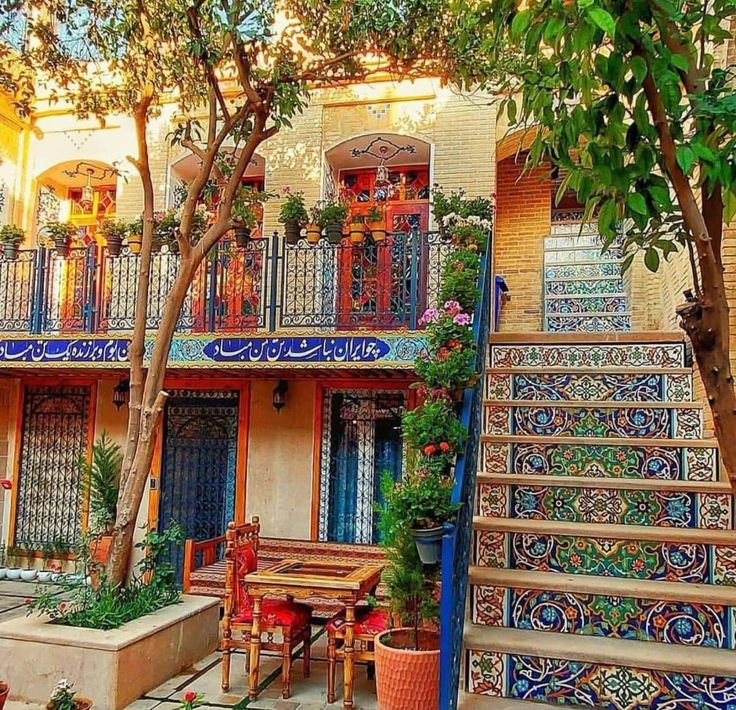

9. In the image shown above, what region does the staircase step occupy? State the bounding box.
[481,436,719,482]
[544,234,603,247]
[545,278,626,296]
[486,370,693,403]
[545,314,633,332]
[546,262,622,279]
[489,336,686,369]
[545,295,629,315]
[469,569,736,649]
[474,519,736,585]
[464,627,736,708]
[545,247,622,262]
[477,479,731,529]
[484,401,702,440]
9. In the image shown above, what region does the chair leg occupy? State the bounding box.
[303,626,311,678]
[327,633,337,704]
[282,629,293,700]
[244,631,251,674]
[221,646,231,692]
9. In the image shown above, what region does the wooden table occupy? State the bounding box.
[245,559,384,709]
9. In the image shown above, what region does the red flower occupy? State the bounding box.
[439,442,451,452]
[424,444,437,456]
[184,692,197,703]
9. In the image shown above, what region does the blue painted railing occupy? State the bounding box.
[0,230,450,336]
[439,235,493,710]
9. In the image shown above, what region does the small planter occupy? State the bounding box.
[375,629,439,710]
[5,568,20,581]
[411,526,444,565]
[37,571,53,584]
[20,569,37,583]
[305,223,321,245]
[127,233,142,254]
[105,234,124,257]
[325,223,343,244]
[368,221,388,242]
[0,681,8,710]
[234,227,252,248]
[74,696,94,710]
[2,242,20,261]
[348,222,366,245]
[284,221,301,245]
[52,236,71,257]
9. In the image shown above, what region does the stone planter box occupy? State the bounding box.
[0,595,219,710]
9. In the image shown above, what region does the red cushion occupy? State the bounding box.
[233,599,311,628]
[327,608,389,636]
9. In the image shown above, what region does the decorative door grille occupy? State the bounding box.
[159,390,239,580]
[318,388,406,544]
[14,385,91,547]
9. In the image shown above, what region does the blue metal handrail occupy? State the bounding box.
[439,232,493,710]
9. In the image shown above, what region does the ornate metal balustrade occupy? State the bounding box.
[0,231,446,336]
[439,235,492,710]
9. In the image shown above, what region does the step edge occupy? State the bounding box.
[489,331,686,344]
[484,399,702,410]
[476,473,730,492]
[480,434,718,448]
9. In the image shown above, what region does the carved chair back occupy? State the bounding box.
[223,517,261,620]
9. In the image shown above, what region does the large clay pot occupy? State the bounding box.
[375,629,439,710]
[0,681,8,710]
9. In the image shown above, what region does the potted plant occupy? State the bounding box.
[375,479,444,710]
[366,205,387,242]
[305,205,322,245]
[316,198,348,244]
[44,222,76,257]
[0,680,8,710]
[153,209,180,253]
[278,189,307,245]
[347,215,366,245]
[5,546,21,581]
[0,225,24,260]
[46,679,92,710]
[19,547,37,582]
[127,217,143,253]
[99,219,127,257]
[38,541,55,583]
[79,433,122,565]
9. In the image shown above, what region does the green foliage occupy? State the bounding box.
[79,432,122,535]
[27,523,184,630]
[99,219,128,240]
[402,396,466,462]
[47,679,79,710]
[366,205,384,222]
[231,187,273,228]
[438,249,481,312]
[42,222,76,241]
[0,225,24,244]
[278,190,308,225]
[380,469,459,531]
[314,198,349,227]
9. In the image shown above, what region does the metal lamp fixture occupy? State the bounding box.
[112,379,130,410]
[81,168,95,207]
[272,380,288,412]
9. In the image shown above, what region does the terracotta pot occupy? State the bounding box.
[0,681,8,710]
[105,234,123,257]
[305,223,321,245]
[91,534,112,565]
[74,696,93,710]
[368,221,387,242]
[325,223,343,244]
[284,221,301,245]
[348,222,365,244]
[411,526,444,565]
[375,629,439,710]
[52,235,71,257]
[235,227,252,248]
[127,233,142,254]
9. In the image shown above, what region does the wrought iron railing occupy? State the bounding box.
[0,230,449,336]
[439,234,492,710]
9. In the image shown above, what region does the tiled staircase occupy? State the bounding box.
[462,332,736,709]
[544,230,632,333]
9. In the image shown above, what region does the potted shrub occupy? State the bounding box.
[38,541,55,583]
[375,482,443,710]
[79,433,122,565]
[46,679,92,710]
[231,187,270,247]
[366,205,387,242]
[153,210,180,253]
[127,217,143,254]
[5,546,21,581]
[44,222,76,257]
[99,219,127,257]
[348,215,366,245]
[0,680,8,710]
[19,547,37,582]
[0,225,24,260]
[278,189,307,245]
[316,198,348,244]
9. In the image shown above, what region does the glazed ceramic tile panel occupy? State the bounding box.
[483,404,703,440]
[545,314,633,332]
[472,585,736,649]
[467,650,736,709]
[477,483,733,529]
[481,441,719,481]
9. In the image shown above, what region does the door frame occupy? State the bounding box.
[309,378,416,540]
[147,379,250,533]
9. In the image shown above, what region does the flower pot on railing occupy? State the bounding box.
[284,221,301,245]
[348,221,366,245]
[43,222,76,258]
[105,234,124,257]
[368,220,387,242]
[235,227,252,248]
[127,233,142,254]
[2,241,19,261]
[305,223,321,245]
[411,526,444,565]
[51,235,71,257]
[325,223,343,244]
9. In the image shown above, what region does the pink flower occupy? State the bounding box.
[419,308,440,325]
[444,300,461,316]
[282,186,291,194]
[453,313,471,326]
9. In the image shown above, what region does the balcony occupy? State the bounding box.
[0,231,450,337]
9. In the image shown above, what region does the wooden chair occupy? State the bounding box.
[220,517,312,699]
[326,607,390,703]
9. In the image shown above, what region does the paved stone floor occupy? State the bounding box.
[0,581,377,710]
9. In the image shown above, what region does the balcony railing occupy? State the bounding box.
[0,231,452,336]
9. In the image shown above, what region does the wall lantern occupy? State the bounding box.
[113,379,130,410]
[272,380,288,413]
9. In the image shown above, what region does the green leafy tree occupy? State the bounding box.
[1,0,457,586]
[454,0,736,481]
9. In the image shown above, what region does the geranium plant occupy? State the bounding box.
[278,189,308,225]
